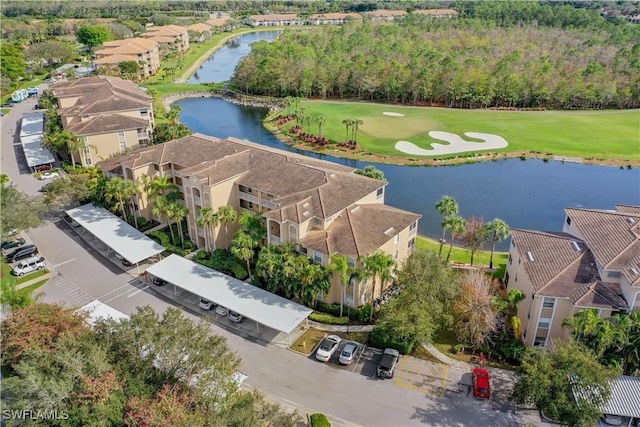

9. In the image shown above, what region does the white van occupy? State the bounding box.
[12,256,45,276]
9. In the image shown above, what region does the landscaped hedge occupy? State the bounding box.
[370,328,415,355]
[149,230,195,257]
[315,302,371,323]
[309,312,348,325]
[310,413,331,427]
[194,248,248,280]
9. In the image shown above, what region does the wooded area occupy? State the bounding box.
[233,14,640,109]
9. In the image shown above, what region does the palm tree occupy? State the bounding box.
[301,263,330,307]
[435,195,459,257]
[342,119,352,142]
[445,215,466,263]
[239,210,266,243]
[216,205,237,248]
[121,179,140,229]
[62,131,84,167]
[171,203,189,247]
[256,245,282,293]
[316,116,325,137]
[304,114,313,132]
[486,219,510,268]
[352,119,363,143]
[152,196,176,244]
[503,288,525,338]
[166,104,181,124]
[328,253,351,317]
[284,95,293,115]
[196,207,218,251]
[105,177,128,219]
[231,230,257,281]
[362,251,394,322]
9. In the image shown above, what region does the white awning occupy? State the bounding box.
[146,254,313,334]
[20,112,45,137]
[600,375,640,418]
[66,203,165,265]
[21,134,55,167]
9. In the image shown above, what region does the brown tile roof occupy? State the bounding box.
[66,114,148,136]
[309,13,363,20]
[60,85,150,117]
[621,253,640,286]
[565,207,640,270]
[413,9,459,16]
[103,38,157,50]
[300,204,421,258]
[616,204,640,214]
[365,10,408,17]
[94,54,139,64]
[511,228,628,310]
[248,14,301,21]
[144,25,187,36]
[144,35,175,44]
[52,76,149,102]
[185,23,213,33]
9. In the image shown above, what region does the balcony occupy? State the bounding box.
[270,235,281,245]
[137,131,148,139]
[238,191,259,204]
[194,195,201,205]
[262,199,277,209]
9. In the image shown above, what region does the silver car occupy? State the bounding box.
[315,335,342,362]
[338,342,358,365]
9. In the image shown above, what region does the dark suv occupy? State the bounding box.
[5,244,38,263]
[376,348,400,379]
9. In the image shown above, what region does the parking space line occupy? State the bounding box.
[52,258,76,268]
[96,283,133,300]
[127,285,149,298]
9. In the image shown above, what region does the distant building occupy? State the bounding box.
[505,205,639,347]
[205,17,240,32]
[246,14,305,27]
[307,12,363,25]
[51,76,154,166]
[364,10,408,22]
[94,38,160,79]
[141,25,190,56]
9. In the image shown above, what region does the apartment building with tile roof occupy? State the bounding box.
[246,14,305,27]
[364,10,408,21]
[141,25,189,55]
[94,38,160,79]
[99,133,421,307]
[205,17,239,31]
[413,9,459,17]
[505,205,640,347]
[308,12,363,25]
[51,76,154,166]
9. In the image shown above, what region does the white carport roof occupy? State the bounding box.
[20,112,44,137]
[600,375,640,418]
[66,203,164,265]
[77,300,131,326]
[21,134,55,167]
[146,254,313,334]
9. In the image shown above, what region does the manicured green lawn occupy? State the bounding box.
[285,101,639,163]
[1,261,49,285]
[19,278,48,294]
[16,269,48,285]
[290,328,326,355]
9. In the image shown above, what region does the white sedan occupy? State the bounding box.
[315,335,342,362]
[38,172,59,180]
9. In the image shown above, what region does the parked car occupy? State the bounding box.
[35,165,52,172]
[2,102,15,108]
[33,104,43,110]
[215,305,228,317]
[152,277,167,286]
[5,244,38,263]
[12,256,45,276]
[63,214,80,227]
[315,335,341,362]
[115,253,132,266]
[1,237,26,250]
[602,415,623,426]
[199,298,216,310]
[228,311,244,323]
[338,342,358,365]
[38,172,59,180]
[472,368,491,399]
[376,348,400,378]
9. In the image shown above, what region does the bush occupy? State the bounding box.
[494,332,525,363]
[127,214,136,225]
[370,327,415,355]
[149,230,195,256]
[62,164,85,174]
[310,413,331,427]
[138,219,159,233]
[195,250,210,261]
[309,312,348,325]
[315,302,371,323]
[194,248,248,280]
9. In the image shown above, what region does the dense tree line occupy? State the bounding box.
[233,15,640,109]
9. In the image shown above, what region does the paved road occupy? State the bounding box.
[1,93,524,427]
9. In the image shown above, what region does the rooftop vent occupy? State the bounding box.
[350,206,361,213]
[631,267,639,276]
[571,241,581,252]
[527,251,534,262]
[384,227,395,235]
[329,173,336,178]
[303,211,310,217]
[628,217,636,224]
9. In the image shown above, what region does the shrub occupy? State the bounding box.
[138,219,159,233]
[370,327,415,354]
[310,413,331,427]
[127,214,136,225]
[149,230,195,256]
[137,217,147,227]
[309,312,348,325]
[195,248,248,280]
[315,302,371,323]
[195,250,210,261]
[494,332,525,363]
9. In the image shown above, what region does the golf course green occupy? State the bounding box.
[273,100,639,166]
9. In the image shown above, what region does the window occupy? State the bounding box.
[347,257,355,267]
[394,250,398,260]
[117,130,125,138]
[566,216,571,226]
[119,141,126,151]
[408,237,416,253]
[504,272,510,286]
[607,271,621,278]
[313,251,323,264]
[85,158,92,165]
[409,221,417,235]
[542,297,555,309]
[394,234,399,244]
[508,254,512,265]
[537,320,550,328]
[376,188,384,199]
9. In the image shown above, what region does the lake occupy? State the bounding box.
[180,32,640,249]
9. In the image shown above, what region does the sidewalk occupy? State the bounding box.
[15,271,52,290]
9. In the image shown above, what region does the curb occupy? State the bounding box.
[15,272,51,290]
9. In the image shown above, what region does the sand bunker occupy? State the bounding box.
[382,112,405,117]
[395,131,509,156]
